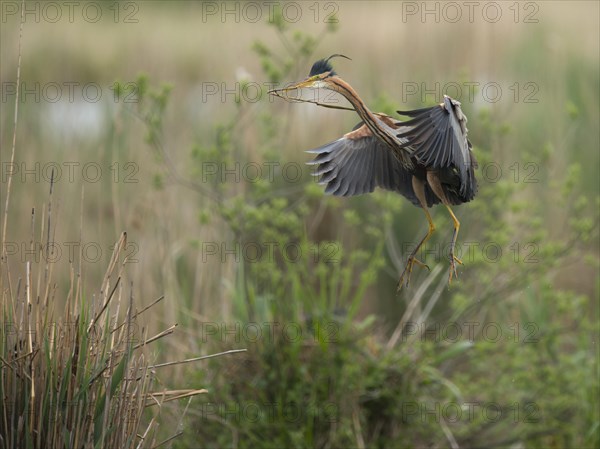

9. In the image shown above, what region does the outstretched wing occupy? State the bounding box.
[307,122,425,204]
[396,95,477,200]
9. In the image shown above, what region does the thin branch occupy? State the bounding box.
[148,349,247,369]
[132,324,178,350]
[1,0,25,261]
[145,389,208,407]
[110,295,165,334]
[268,88,355,112]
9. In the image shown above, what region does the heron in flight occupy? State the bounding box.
[269,55,477,290]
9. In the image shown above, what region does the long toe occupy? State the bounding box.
[397,268,412,291]
[397,258,414,291]
[397,256,429,292]
[448,258,460,285]
[412,258,431,271]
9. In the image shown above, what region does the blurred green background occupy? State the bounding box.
[1,1,598,447]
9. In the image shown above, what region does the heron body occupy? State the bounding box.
[271,55,478,289]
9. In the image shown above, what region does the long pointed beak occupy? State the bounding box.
[268,77,317,95]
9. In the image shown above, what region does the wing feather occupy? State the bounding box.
[306,123,420,204]
[396,95,477,202]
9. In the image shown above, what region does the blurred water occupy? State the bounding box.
[45,98,106,141]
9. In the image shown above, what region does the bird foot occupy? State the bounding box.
[448,254,463,285]
[397,256,430,291]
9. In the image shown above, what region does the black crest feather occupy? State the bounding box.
[309,54,351,77]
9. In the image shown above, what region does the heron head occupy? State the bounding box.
[283,54,351,91]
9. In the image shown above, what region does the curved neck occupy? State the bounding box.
[327,77,397,148]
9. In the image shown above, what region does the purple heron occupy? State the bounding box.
[270,55,477,290]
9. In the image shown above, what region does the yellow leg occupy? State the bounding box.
[444,204,463,285]
[426,170,464,286]
[397,177,435,291]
